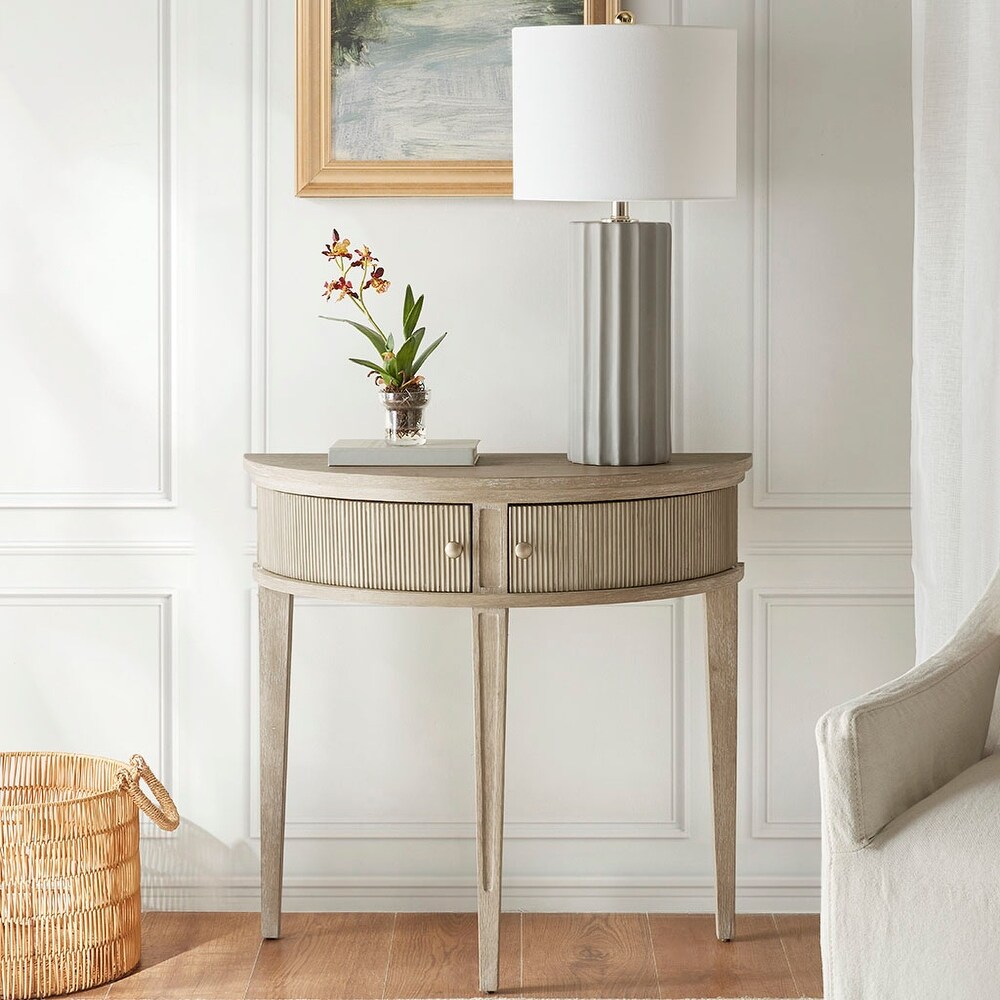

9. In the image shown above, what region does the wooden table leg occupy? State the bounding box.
[705,583,737,942]
[259,587,293,939]
[472,607,509,993]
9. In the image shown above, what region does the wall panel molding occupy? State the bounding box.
[0,589,176,788]
[751,0,910,509]
[742,540,911,557]
[144,873,820,913]
[0,0,175,508]
[751,587,914,838]
[248,596,688,840]
[0,541,195,557]
[249,0,270,509]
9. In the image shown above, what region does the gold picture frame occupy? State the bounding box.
[295,0,619,197]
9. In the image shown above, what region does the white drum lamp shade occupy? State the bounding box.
[512,25,737,203]
[511,23,737,466]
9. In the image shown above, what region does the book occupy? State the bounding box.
[328,439,479,467]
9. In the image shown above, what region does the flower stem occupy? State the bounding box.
[338,256,389,343]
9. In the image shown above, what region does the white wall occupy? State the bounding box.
[0,0,914,912]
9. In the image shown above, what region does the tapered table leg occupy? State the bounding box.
[705,583,738,942]
[259,587,293,939]
[472,607,509,993]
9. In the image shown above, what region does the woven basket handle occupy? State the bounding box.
[118,754,180,831]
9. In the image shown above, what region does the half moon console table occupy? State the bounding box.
[245,452,751,993]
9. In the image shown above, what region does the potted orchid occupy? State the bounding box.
[321,230,447,445]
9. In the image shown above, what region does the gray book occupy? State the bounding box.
[328,439,480,467]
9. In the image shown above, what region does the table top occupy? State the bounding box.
[245,452,752,504]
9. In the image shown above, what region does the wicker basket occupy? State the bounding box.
[0,752,178,1000]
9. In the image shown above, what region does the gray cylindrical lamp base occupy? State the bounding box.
[568,221,671,466]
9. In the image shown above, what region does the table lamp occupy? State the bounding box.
[512,14,737,465]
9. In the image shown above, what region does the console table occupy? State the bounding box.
[245,452,751,993]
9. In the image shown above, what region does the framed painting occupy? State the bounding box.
[296,0,620,196]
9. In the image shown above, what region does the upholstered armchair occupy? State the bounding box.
[816,575,1000,1000]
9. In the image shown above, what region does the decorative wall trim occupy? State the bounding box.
[249,0,269,510]
[143,874,820,913]
[0,0,175,508]
[0,541,195,557]
[751,588,914,838]
[670,196,685,452]
[157,0,177,507]
[667,0,685,452]
[248,596,687,840]
[0,590,176,793]
[751,0,909,509]
[255,819,685,840]
[742,540,912,557]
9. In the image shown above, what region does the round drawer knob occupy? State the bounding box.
[514,541,534,560]
[444,541,463,560]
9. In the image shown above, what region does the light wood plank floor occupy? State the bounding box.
[68,912,821,1000]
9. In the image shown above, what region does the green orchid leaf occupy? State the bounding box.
[395,328,425,373]
[386,332,394,353]
[321,316,387,356]
[403,285,414,324]
[348,357,389,379]
[411,332,447,376]
[403,292,424,337]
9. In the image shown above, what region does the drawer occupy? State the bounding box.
[508,488,737,594]
[257,490,472,593]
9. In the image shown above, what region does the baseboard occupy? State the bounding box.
[141,875,820,913]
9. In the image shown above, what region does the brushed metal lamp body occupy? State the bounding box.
[512,20,737,466]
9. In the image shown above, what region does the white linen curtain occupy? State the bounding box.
[911,0,1000,662]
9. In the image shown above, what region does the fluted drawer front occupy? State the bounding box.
[508,488,737,594]
[258,490,472,592]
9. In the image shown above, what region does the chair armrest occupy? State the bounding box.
[816,579,1000,853]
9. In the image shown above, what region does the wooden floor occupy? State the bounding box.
[73,912,821,1000]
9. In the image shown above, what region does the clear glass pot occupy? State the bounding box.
[381,386,430,446]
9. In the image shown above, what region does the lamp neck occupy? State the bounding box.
[603,15,639,222]
[606,201,632,223]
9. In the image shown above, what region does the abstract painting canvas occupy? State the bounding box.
[296,0,617,196]
[331,0,581,161]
